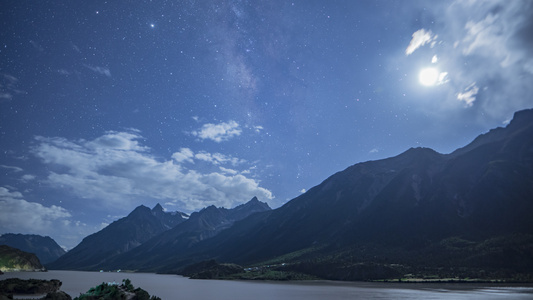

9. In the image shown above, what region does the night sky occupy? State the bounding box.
[1,0,533,249]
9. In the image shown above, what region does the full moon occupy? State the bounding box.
[419,67,439,86]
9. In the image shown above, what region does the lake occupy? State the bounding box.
[2,270,533,299]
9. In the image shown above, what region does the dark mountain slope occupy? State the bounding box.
[104,197,271,271]
[193,147,451,264]
[450,109,533,157]
[47,108,533,280]
[0,233,65,264]
[48,204,187,270]
[177,109,533,279]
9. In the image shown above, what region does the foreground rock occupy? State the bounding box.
[0,278,70,299]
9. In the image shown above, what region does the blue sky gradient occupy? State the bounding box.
[1,0,532,249]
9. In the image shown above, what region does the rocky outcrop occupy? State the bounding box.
[73,279,160,300]
[0,245,45,272]
[0,278,62,295]
[0,234,65,264]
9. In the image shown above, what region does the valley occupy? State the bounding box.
[4,109,533,283]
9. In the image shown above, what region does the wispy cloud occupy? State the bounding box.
[219,166,238,175]
[58,69,71,76]
[0,187,71,236]
[21,174,36,182]
[253,125,264,133]
[0,186,94,249]
[0,165,23,172]
[84,64,111,77]
[32,131,272,212]
[0,74,26,102]
[457,83,479,107]
[405,29,437,56]
[191,120,242,142]
[172,148,195,164]
[194,151,245,165]
[172,148,245,166]
[29,40,44,52]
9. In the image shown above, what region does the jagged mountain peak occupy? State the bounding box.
[152,203,164,213]
[98,197,273,271]
[191,205,224,218]
[403,146,440,155]
[204,204,220,211]
[48,202,187,270]
[390,147,443,163]
[232,197,271,212]
[129,204,151,215]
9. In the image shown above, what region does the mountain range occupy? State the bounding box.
[48,197,271,271]
[189,108,533,280]
[103,196,271,271]
[0,233,65,264]
[48,108,533,281]
[47,203,188,270]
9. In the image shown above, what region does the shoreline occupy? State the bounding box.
[2,270,533,299]
[5,269,533,285]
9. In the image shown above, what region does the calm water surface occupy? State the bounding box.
[3,270,533,300]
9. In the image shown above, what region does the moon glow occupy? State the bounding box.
[419,67,439,86]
